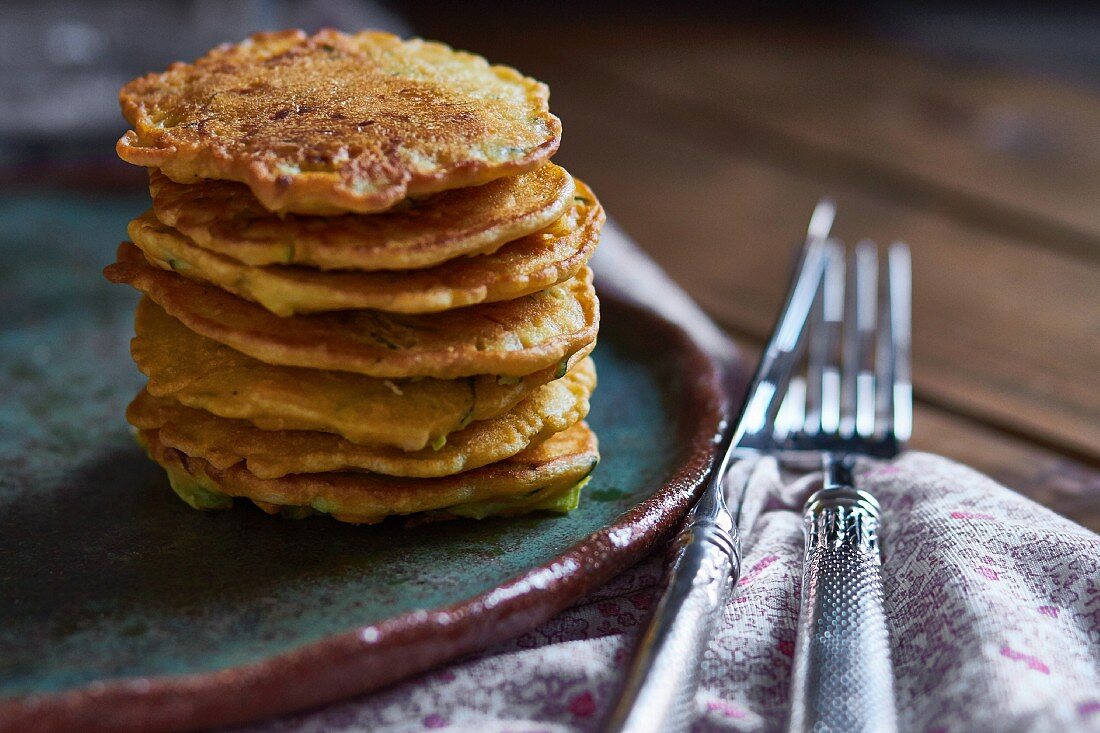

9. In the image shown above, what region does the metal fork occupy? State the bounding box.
[779,237,912,733]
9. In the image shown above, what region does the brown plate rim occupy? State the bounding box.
[0,288,729,733]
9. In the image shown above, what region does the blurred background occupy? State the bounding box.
[1,0,1097,526]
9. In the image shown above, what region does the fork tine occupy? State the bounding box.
[839,241,871,438]
[887,242,913,443]
[760,208,834,442]
[803,282,824,436]
[803,241,844,436]
[840,247,857,437]
[875,247,894,439]
[807,198,837,242]
[810,242,845,436]
[774,375,807,441]
[854,241,879,438]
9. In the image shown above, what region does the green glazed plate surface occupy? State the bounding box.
[0,195,721,715]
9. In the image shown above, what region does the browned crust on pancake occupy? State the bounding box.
[105,244,599,378]
[131,297,596,450]
[139,422,599,524]
[126,358,595,478]
[129,180,603,316]
[148,165,576,270]
[117,29,561,215]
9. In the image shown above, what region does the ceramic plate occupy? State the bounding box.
[0,196,729,733]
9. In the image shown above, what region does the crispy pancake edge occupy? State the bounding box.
[131,297,598,450]
[139,421,599,524]
[149,164,576,270]
[129,179,603,315]
[106,246,600,379]
[127,357,595,478]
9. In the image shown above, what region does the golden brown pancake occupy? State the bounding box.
[117,29,561,215]
[138,422,599,524]
[148,165,575,270]
[106,244,599,379]
[132,298,594,450]
[128,180,603,316]
[127,358,594,478]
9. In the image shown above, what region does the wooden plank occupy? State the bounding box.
[594,24,1100,257]
[911,405,1100,531]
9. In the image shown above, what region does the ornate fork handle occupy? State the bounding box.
[788,487,899,733]
[603,484,741,733]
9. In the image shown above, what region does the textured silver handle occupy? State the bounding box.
[788,487,899,733]
[603,481,741,733]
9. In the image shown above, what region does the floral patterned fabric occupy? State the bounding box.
[237,453,1100,733]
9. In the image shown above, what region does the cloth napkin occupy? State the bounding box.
[235,452,1100,733]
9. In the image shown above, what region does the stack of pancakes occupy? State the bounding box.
[105,30,603,524]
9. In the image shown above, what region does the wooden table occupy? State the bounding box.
[408,7,1100,529]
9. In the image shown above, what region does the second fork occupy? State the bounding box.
[782,238,912,733]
